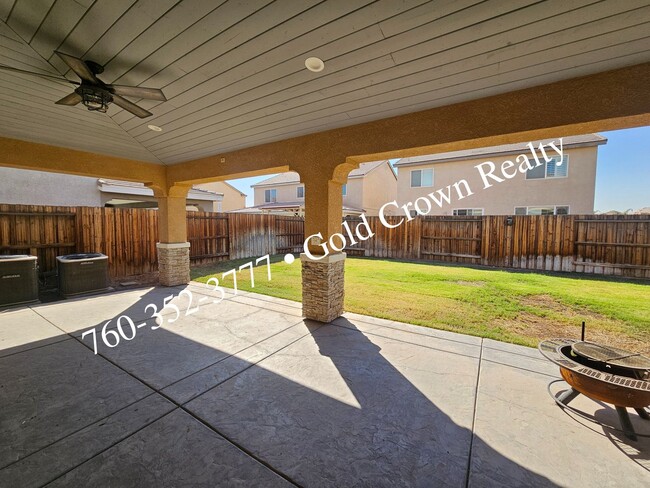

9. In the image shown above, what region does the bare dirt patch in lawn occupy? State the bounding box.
[521,294,567,312]
[454,280,486,287]
[521,294,618,322]
[502,311,648,351]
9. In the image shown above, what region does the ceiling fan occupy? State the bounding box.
[0,51,166,118]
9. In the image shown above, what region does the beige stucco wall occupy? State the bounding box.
[0,167,102,206]
[395,146,599,215]
[342,178,364,211]
[252,164,397,216]
[253,181,303,207]
[196,181,246,211]
[360,163,397,215]
[0,167,218,211]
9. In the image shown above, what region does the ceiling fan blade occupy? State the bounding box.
[111,94,153,118]
[54,51,98,84]
[109,85,167,101]
[55,92,82,106]
[0,64,77,84]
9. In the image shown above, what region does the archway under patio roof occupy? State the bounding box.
[1,1,649,321]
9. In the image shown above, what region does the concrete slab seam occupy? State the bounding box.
[330,321,481,361]
[335,315,482,348]
[40,408,180,487]
[162,319,308,400]
[465,338,484,488]
[27,307,305,486]
[0,335,73,359]
[184,322,328,406]
[0,391,161,473]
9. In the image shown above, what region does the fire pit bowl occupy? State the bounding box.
[539,338,650,441]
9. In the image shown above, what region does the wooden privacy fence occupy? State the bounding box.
[187,212,304,266]
[345,214,650,279]
[0,204,161,279]
[0,205,305,279]
[1,204,648,280]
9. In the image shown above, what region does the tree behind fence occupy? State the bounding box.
[1,204,648,280]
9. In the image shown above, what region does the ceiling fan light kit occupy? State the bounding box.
[76,86,112,113]
[0,51,167,118]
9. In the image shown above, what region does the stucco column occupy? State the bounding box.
[152,184,191,286]
[300,164,356,322]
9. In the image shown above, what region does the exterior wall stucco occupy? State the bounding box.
[252,163,398,215]
[360,163,397,215]
[253,179,303,206]
[395,146,599,215]
[343,178,364,211]
[195,181,246,211]
[0,168,216,212]
[0,167,102,206]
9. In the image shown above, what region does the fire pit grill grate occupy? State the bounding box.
[540,338,650,441]
[571,341,650,371]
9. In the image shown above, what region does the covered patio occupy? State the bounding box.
[1,1,650,486]
[1,1,650,321]
[1,285,648,486]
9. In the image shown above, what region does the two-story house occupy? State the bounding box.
[250,160,397,216]
[394,134,607,216]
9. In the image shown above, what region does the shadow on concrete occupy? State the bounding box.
[1,287,563,486]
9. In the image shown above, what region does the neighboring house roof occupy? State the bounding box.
[394,134,607,167]
[196,180,247,196]
[252,172,300,187]
[98,179,222,201]
[222,181,247,197]
[252,160,394,187]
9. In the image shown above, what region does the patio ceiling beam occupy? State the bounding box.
[167,62,650,186]
[0,137,166,188]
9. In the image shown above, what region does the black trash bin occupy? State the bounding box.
[0,255,39,308]
[57,253,109,298]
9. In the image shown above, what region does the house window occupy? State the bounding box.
[342,184,347,196]
[264,189,277,203]
[526,156,569,179]
[410,169,433,188]
[514,205,570,215]
[297,186,304,199]
[453,208,483,216]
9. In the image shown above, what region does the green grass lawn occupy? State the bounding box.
[191,255,650,349]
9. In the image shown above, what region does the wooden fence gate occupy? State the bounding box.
[187,212,229,266]
[420,216,483,264]
[275,216,305,254]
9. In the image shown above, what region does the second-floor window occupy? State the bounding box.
[297,186,304,199]
[411,168,433,187]
[526,156,569,179]
[453,208,483,216]
[342,184,347,196]
[514,205,569,215]
[264,189,277,203]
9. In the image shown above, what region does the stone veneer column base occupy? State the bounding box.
[301,252,346,323]
[157,242,190,286]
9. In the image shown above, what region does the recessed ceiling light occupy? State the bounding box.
[147,124,162,132]
[305,57,325,72]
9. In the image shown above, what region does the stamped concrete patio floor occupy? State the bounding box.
[1,284,648,487]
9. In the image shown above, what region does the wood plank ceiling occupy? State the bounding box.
[0,0,649,165]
